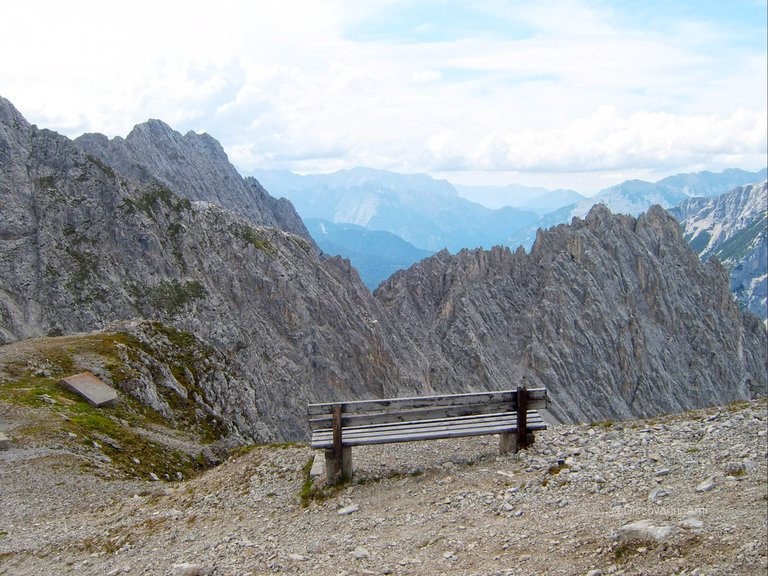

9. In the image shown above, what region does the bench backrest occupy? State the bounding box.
[308,388,548,431]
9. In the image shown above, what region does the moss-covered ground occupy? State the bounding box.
[0,329,222,481]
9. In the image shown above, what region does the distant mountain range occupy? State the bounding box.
[255,166,767,290]
[253,168,540,252]
[454,183,586,214]
[568,168,768,218]
[669,181,767,319]
[254,168,541,288]
[306,218,433,290]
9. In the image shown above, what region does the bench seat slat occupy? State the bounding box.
[313,411,545,438]
[310,411,546,449]
[311,419,547,447]
[307,388,547,416]
[311,420,547,448]
[308,400,546,430]
[313,410,543,437]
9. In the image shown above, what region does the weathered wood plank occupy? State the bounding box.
[307,388,547,416]
[312,418,546,446]
[311,411,546,448]
[311,419,548,448]
[312,411,545,439]
[308,399,545,430]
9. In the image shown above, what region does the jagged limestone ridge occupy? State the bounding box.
[74,119,316,250]
[376,204,767,423]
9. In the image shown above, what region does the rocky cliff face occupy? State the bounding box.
[74,120,315,248]
[1,95,765,440]
[0,96,426,440]
[376,204,767,423]
[668,182,767,319]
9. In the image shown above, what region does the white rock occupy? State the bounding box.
[682,518,704,530]
[695,477,716,492]
[724,462,745,475]
[288,553,310,561]
[170,564,213,576]
[648,486,670,503]
[614,520,676,543]
[337,503,359,515]
[351,546,370,559]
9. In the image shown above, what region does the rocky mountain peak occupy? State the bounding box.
[126,117,176,140]
[124,119,228,162]
[75,120,316,248]
[0,96,30,130]
[669,180,768,318]
[377,202,766,423]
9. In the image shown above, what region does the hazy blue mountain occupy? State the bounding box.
[256,166,768,284]
[253,168,539,253]
[453,183,549,208]
[669,181,767,319]
[569,168,768,218]
[306,218,433,290]
[518,188,587,215]
[454,183,585,214]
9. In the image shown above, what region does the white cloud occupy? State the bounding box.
[411,69,442,83]
[463,107,768,172]
[0,0,765,192]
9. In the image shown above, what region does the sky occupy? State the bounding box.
[1,0,766,195]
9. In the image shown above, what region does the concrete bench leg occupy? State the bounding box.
[324,446,353,485]
[341,446,353,482]
[499,432,517,454]
[500,432,536,454]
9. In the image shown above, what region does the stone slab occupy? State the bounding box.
[0,432,11,450]
[59,371,118,408]
[309,454,324,479]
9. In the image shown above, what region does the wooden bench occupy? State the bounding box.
[308,386,548,484]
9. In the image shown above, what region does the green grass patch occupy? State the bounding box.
[85,154,116,180]
[548,462,571,475]
[298,456,349,507]
[590,420,614,428]
[122,182,191,219]
[144,280,207,317]
[299,457,316,507]
[0,328,231,480]
[233,223,274,253]
[37,175,56,189]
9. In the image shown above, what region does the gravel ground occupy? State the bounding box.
[1,400,766,576]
